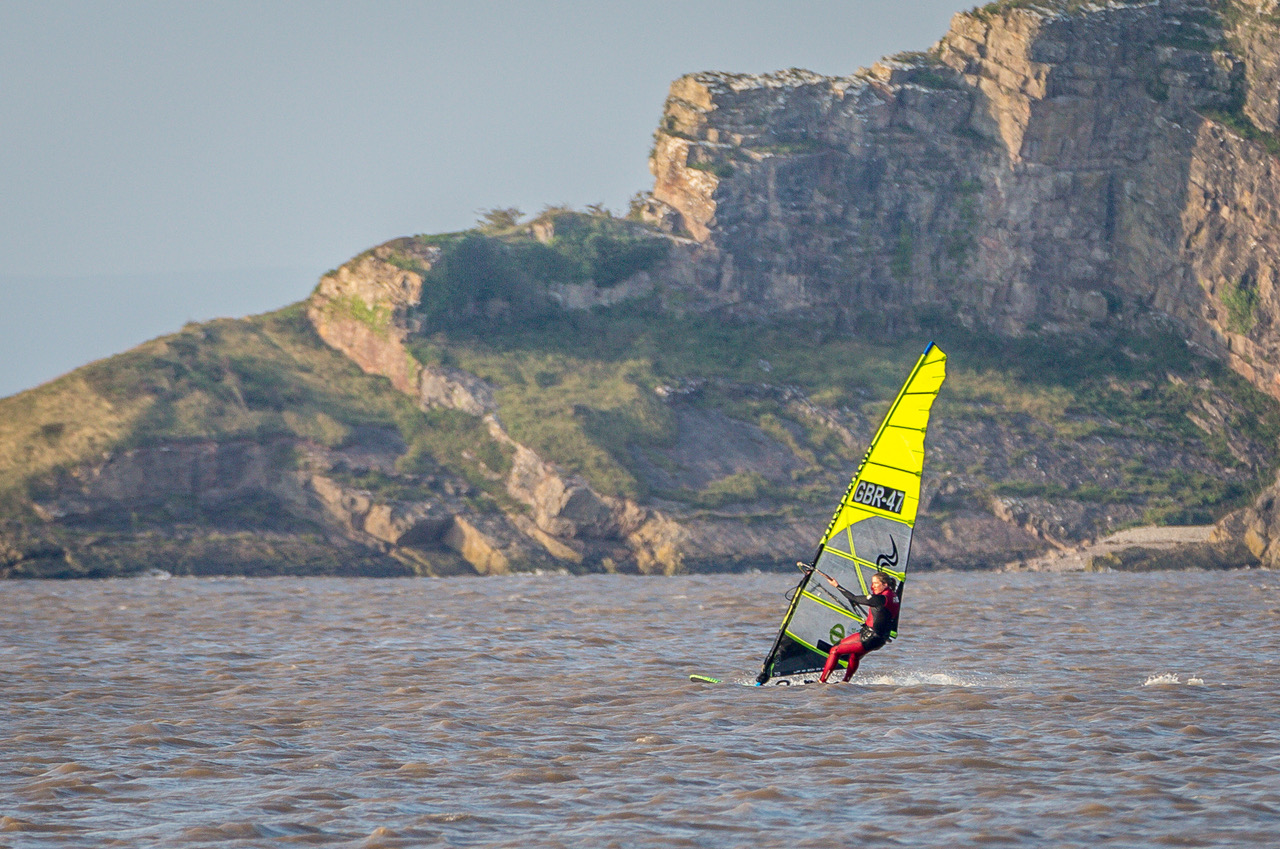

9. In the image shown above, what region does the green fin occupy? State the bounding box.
[689,674,722,684]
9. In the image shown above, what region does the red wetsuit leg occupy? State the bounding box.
[819,634,866,683]
[820,648,839,683]
[841,640,868,682]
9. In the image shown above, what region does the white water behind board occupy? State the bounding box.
[2,570,1278,847]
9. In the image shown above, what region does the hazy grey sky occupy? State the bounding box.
[2,0,968,397]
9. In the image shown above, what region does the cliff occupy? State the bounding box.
[645,1,1266,350]
[6,0,1280,577]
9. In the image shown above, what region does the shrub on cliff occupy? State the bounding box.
[412,213,670,332]
[536,212,670,288]
[415,234,553,328]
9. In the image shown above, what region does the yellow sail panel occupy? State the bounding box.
[822,344,946,543]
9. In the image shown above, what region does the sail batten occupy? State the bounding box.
[866,462,923,476]
[756,343,947,683]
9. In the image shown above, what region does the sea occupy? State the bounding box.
[2,570,1278,848]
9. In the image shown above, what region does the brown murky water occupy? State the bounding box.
[2,570,1279,847]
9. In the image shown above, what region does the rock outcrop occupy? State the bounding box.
[306,243,685,574]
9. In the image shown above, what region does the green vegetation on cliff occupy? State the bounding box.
[387,212,670,329]
[399,258,1280,527]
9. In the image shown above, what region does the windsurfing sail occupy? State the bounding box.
[756,343,947,683]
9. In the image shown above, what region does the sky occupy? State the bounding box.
[1,0,969,398]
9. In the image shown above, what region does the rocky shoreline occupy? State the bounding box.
[1008,524,1255,572]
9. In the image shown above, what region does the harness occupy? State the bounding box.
[861,587,899,642]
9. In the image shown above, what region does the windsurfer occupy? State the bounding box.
[818,571,899,683]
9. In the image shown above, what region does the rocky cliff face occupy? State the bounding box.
[643,0,1280,394]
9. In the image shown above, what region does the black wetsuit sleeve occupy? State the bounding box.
[836,587,884,610]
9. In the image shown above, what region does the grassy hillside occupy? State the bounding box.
[0,304,512,519]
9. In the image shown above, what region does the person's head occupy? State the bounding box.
[872,572,895,593]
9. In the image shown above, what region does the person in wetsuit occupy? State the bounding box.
[818,571,899,683]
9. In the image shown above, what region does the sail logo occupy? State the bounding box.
[851,480,905,514]
[877,538,899,570]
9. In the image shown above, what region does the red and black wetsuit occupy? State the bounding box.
[819,584,900,683]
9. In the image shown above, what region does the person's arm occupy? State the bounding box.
[839,587,885,610]
[824,576,882,609]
